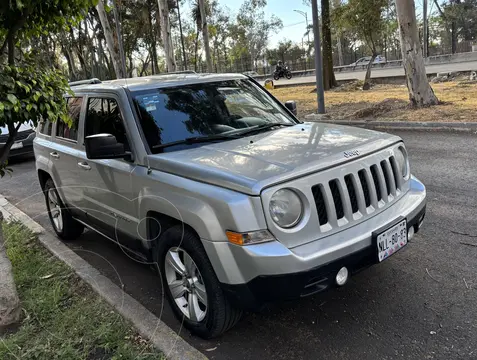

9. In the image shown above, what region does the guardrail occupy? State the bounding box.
[254,51,477,80]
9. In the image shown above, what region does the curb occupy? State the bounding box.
[0,195,207,360]
[302,117,477,133]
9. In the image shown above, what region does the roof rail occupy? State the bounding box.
[152,70,196,76]
[68,78,102,86]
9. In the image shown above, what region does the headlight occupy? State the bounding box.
[394,146,409,179]
[269,189,303,228]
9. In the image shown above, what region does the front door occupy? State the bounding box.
[76,94,140,247]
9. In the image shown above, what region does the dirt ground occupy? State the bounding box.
[270,81,477,122]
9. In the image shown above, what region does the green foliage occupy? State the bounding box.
[333,0,388,54]
[441,0,477,41]
[230,0,283,61]
[0,0,97,40]
[0,58,73,130]
[266,39,305,64]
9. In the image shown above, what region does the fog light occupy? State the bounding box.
[336,267,349,286]
[408,226,415,240]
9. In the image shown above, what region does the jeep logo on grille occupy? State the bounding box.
[344,150,360,158]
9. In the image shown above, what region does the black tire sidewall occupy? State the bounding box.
[154,226,228,338]
[44,178,64,237]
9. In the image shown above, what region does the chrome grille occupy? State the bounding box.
[312,155,403,229]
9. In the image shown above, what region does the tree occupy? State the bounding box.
[198,0,213,72]
[234,0,282,70]
[0,0,94,330]
[321,0,337,89]
[96,0,125,78]
[334,0,387,90]
[157,0,176,72]
[395,0,439,106]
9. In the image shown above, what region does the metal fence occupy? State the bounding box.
[160,40,476,76]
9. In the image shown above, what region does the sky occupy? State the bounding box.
[181,0,431,49]
[186,0,314,48]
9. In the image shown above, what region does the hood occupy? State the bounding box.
[146,122,401,195]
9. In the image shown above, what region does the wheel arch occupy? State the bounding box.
[38,169,51,190]
[146,210,201,250]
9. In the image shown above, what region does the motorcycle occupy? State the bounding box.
[273,66,292,80]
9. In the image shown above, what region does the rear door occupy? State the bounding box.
[49,96,85,210]
[75,94,139,244]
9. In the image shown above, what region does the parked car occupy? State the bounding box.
[34,74,426,339]
[0,122,36,158]
[350,55,386,66]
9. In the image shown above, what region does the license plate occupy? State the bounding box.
[376,220,407,262]
[11,142,23,150]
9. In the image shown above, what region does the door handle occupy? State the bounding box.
[50,152,60,159]
[77,162,91,171]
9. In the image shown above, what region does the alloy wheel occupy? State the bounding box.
[164,247,208,322]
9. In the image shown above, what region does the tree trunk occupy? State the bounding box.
[321,0,337,90]
[451,21,457,54]
[362,54,376,90]
[395,0,438,106]
[111,0,127,77]
[146,8,158,74]
[7,33,14,66]
[96,0,123,79]
[176,0,188,70]
[0,214,21,333]
[194,29,200,72]
[333,0,344,66]
[198,0,213,72]
[157,0,176,72]
[62,45,77,80]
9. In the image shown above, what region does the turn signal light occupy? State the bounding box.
[226,230,275,246]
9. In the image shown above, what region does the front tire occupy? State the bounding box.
[155,225,242,338]
[44,178,84,241]
[285,71,292,79]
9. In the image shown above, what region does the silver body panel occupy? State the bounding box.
[34,75,426,286]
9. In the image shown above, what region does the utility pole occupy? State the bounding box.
[112,0,127,78]
[423,0,428,58]
[311,0,325,113]
[294,10,311,56]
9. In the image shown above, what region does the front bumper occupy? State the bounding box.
[202,176,426,310]
[222,204,425,310]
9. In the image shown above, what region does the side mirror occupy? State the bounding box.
[284,100,297,116]
[85,133,126,160]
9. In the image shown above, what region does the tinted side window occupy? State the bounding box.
[39,119,52,135]
[85,98,129,150]
[56,97,82,141]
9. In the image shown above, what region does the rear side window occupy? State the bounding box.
[56,97,82,141]
[39,118,53,136]
[85,97,130,150]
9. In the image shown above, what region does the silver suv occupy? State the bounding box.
[34,74,426,338]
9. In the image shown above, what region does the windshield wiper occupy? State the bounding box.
[232,122,294,137]
[152,133,239,151]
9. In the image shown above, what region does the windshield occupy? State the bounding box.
[132,79,297,153]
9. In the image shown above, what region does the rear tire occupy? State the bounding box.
[44,178,84,241]
[154,225,242,338]
[273,73,280,80]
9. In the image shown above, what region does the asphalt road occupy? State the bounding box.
[1,130,477,360]
[271,60,477,86]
